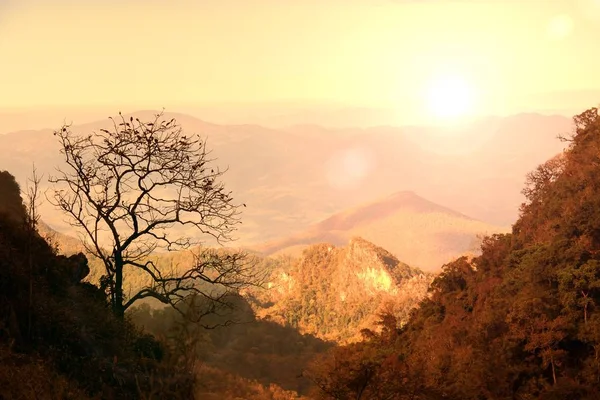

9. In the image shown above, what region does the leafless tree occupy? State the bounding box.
[25,164,43,232]
[24,164,43,338]
[49,111,262,319]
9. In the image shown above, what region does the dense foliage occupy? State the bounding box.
[6,106,600,399]
[248,239,431,343]
[307,108,600,399]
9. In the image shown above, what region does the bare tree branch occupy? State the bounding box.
[48,111,262,319]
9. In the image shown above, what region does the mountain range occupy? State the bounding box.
[257,191,504,271]
[0,110,571,270]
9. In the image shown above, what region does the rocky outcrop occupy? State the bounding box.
[251,237,434,343]
[56,252,90,284]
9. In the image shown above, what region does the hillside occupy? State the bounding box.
[0,169,334,399]
[258,191,507,272]
[0,170,197,399]
[305,107,600,399]
[37,217,432,346]
[131,294,331,399]
[37,220,86,255]
[249,237,433,343]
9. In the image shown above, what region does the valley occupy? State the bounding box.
[0,108,576,398]
[2,0,600,397]
[2,106,600,399]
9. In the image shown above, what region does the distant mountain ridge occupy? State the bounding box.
[258,191,507,272]
[0,110,568,251]
[316,191,473,232]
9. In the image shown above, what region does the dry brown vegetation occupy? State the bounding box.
[305,107,600,399]
[0,107,592,399]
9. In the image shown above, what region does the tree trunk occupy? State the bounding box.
[113,253,125,318]
[582,291,589,324]
[551,356,557,385]
[27,225,33,339]
[596,346,600,383]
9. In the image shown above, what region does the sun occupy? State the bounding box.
[424,74,476,121]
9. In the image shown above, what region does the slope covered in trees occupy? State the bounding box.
[127,237,430,397]
[250,237,432,343]
[306,107,600,399]
[0,171,196,399]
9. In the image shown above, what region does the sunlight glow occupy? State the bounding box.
[547,14,574,40]
[424,74,476,121]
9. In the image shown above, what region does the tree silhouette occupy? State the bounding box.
[50,111,261,320]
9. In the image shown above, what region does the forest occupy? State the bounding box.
[2,106,600,399]
[300,108,600,399]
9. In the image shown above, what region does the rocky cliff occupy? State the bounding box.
[249,237,433,343]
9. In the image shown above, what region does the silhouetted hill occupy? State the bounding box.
[0,170,195,399]
[0,171,27,223]
[131,293,331,398]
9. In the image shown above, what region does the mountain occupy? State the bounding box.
[0,110,570,247]
[248,237,432,343]
[304,106,600,400]
[257,191,507,272]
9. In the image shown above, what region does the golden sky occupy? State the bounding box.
[1,0,599,119]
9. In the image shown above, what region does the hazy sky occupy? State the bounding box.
[1,0,600,119]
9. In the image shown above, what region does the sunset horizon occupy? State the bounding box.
[2,1,600,398]
[3,0,600,125]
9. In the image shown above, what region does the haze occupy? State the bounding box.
[0,0,594,271]
[4,0,600,399]
[2,0,600,124]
